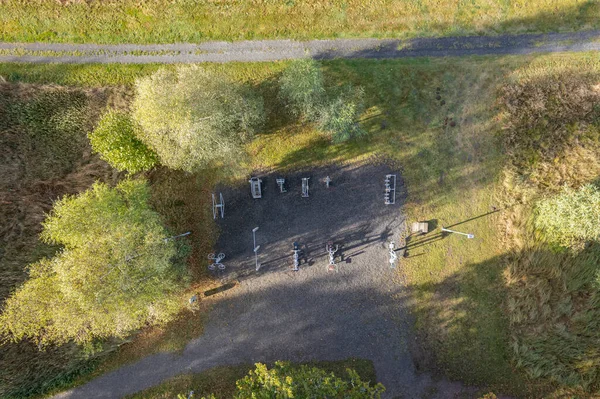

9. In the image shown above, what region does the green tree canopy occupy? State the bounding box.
[279,59,365,142]
[278,58,325,121]
[234,362,385,398]
[0,179,183,345]
[89,110,159,173]
[132,66,265,172]
[534,184,600,247]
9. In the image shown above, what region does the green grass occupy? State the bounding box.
[3,52,600,398]
[125,358,377,399]
[0,0,599,44]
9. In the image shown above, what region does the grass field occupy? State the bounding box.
[125,359,377,399]
[0,0,599,44]
[1,52,600,397]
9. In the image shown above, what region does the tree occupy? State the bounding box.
[0,179,183,345]
[279,60,365,142]
[318,85,366,143]
[132,66,265,172]
[534,184,600,247]
[234,361,385,398]
[278,58,325,121]
[88,110,159,173]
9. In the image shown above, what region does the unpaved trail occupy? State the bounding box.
[1,31,599,64]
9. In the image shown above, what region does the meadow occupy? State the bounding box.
[1,51,600,397]
[0,0,599,44]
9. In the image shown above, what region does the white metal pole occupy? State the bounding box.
[441,227,474,239]
[252,227,260,270]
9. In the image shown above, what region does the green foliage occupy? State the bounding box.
[318,86,366,143]
[279,60,365,142]
[278,59,325,121]
[9,90,89,178]
[133,66,265,172]
[534,184,600,247]
[89,110,158,173]
[234,361,385,398]
[0,179,184,345]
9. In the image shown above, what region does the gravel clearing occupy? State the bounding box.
[1,31,600,64]
[53,162,484,399]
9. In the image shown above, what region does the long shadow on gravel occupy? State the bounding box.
[213,162,404,281]
[55,162,480,399]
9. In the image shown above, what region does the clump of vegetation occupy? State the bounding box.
[318,85,366,143]
[279,59,365,142]
[501,73,600,171]
[133,66,265,172]
[234,362,384,398]
[279,58,325,121]
[534,184,600,248]
[89,110,159,174]
[501,69,600,394]
[10,90,90,179]
[0,178,185,346]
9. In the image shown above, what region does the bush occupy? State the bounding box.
[133,66,265,172]
[234,361,385,398]
[89,110,158,173]
[0,178,184,345]
[534,184,600,248]
[318,86,366,143]
[278,58,325,121]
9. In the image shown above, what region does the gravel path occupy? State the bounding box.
[1,31,600,64]
[53,163,480,399]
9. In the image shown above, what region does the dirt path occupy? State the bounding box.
[52,163,483,399]
[1,31,600,64]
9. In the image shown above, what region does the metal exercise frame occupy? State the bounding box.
[302,178,310,198]
[276,178,286,193]
[384,174,396,205]
[249,177,262,199]
[326,241,339,272]
[212,193,225,219]
[208,253,226,271]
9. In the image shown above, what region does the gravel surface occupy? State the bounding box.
[1,31,599,64]
[53,163,481,399]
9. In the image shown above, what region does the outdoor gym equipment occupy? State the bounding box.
[384,174,396,205]
[276,178,286,193]
[388,242,398,269]
[325,176,331,188]
[292,241,300,271]
[441,227,474,239]
[208,253,226,271]
[302,178,310,197]
[253,227,261,271]
[212,193,225,219]
[163,231,191,243]
[249,177,262,199]
[326,241,339,272]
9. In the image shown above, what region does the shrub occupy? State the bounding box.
[318,86,366,143]
[89,110,158,173]
[534,184,600,247]
[278,58,325,121]
[0,178,184,345]
[132,66,265,172]
[234,361,385,398]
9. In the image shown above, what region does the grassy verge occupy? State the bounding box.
[125,358,377,399]
[0,0,599,44]
[3,52,600,398]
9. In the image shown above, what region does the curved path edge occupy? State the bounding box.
[1,31,600,64]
